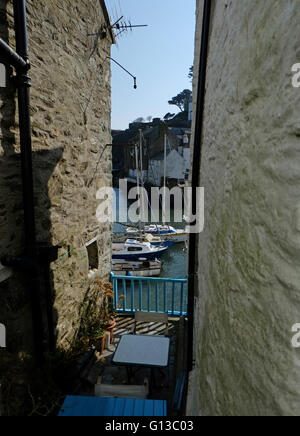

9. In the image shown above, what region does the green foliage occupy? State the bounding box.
[164,112,175,120]
[72,280,114,349]
[168,89,192,112]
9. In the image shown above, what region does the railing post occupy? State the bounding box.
[172,282,175,316]
[131,280,135,312]
[123,280,127,312]
[121,278,126,311]
[111,275,188,316]
[180,282,184,316]
[115,278,119,310]
[139,280,143,311]
[147,281,151,312]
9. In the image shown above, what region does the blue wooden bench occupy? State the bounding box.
[172,372,187,413]
[58,396,167,417]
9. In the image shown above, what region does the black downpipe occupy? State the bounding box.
[187,0,212,372]
[0,38,28,71]
[12,0,45,364]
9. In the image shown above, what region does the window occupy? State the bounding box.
[86,239,99,270]
[128,247,143,252]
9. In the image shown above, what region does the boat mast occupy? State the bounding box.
[139,130,147,236]
[139,130,145,236]
[135,144,142,235]
[139,129,143,186]
[163,132,167,224]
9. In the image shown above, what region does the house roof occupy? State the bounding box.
[112,129,139,145]
[169,127,185,136]
[169,127,191,136]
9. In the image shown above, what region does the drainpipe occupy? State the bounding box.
[1,0,45,365]
[13,0,36,250]
[187,0,212,372]
[14,0,46,364]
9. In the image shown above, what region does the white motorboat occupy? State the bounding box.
[126,224,188,243]
[112,259,162,277]
[113,232,174,248]
[112,239,168,261]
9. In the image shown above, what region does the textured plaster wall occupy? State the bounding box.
[0,0,113,349]
[187,0,300,416]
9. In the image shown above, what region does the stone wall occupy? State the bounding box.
[187,0,300,416]
[0,0,113,350]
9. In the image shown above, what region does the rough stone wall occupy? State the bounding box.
[187,0,300,416]
[0,0,113,350]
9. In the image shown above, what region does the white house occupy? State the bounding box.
[147,149,187,186]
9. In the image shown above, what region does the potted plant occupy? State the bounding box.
[90,326,106,354]
[94,280,117,343]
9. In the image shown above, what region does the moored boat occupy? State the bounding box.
[112,259,162,277]
[143,233,174,248]
[126,224,188,243]
[113,232,174,248]
[112,239,168,261]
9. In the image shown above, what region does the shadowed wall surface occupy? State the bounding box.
[0,0,113,350]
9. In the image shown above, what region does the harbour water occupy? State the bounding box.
[113,188,188,279]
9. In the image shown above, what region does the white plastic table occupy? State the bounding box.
[113,334,170,367]
[113,334,170,370]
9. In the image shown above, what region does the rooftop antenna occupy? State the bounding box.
[112,17,148,38]
[88,16,148,41]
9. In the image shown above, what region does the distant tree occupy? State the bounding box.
[163,112,175,121]
[133,117,145,123]
[188,66,194,81]
[146,116,153,122]
[168,89,192,112]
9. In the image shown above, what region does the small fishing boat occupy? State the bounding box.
[112,239,168,261]
[113,232,174,248]
[143,233,174,248]
[112,259,162,277]
[127,224,188,243]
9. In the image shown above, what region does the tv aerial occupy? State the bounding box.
[88,16,148,41]
[111,16,148,38]
[88,14,147,88]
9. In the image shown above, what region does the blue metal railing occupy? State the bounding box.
[111,273,188,317]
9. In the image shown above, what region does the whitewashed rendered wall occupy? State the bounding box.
[187,0,300,416]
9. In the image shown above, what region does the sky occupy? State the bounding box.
[106,0,196,130]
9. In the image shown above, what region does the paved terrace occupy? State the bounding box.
[76,315,188,416]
